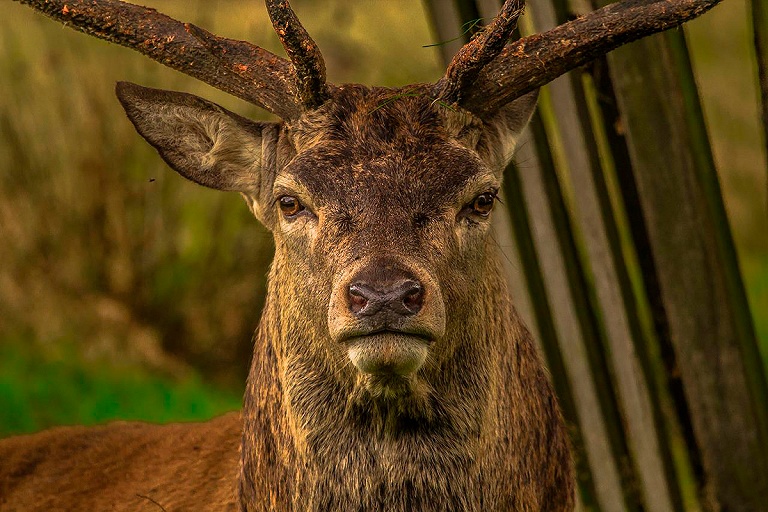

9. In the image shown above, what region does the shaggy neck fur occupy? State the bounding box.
[238,253,574,511]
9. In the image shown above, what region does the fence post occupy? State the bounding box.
[594,17,768,510]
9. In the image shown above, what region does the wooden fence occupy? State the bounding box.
[423,1,768,510]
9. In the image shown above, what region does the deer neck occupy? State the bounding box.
[237,256,551,511]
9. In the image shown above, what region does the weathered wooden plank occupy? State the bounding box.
[515,107,629,512]
[420,0,465,66]
[534,0,685,508]
[503,151,597,511]
[523,1,649,508]
[587,53,705,511]
[600,24,768,511]
[544,59,678,512]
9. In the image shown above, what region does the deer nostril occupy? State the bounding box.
[348,284,370,315]
[401,281,423,315]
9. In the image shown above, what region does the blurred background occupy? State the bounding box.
[0,0,765,437]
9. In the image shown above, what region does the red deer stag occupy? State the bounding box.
[0,0,723,510]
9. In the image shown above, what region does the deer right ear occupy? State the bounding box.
[115,81,280,226]
[475,90,539,173]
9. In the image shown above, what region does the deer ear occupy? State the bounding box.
[476,89,538,172]
[116,81,280,223]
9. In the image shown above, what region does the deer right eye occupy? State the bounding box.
[472,192,496,216]
[279,196,304,217]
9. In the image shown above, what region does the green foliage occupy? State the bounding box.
[0,341,241,438]
[0,0,441,391]
[744,254,768,367]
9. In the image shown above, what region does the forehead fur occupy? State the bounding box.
[283,84,493,210]
[292,84,481,153]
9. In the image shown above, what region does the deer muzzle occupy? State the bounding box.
[328,258,446,376]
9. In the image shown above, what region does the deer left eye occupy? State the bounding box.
[279,196,304,217]
[472,192,496,216]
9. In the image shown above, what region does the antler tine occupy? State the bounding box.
[265,0,330,111]
[14,0,303,120]
[459,0,724,117]
[432,0,525,105]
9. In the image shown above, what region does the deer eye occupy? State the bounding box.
[472,192,496,216]
[279,196,304,217]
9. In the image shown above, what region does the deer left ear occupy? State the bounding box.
[116,81,282,227]
[475,89,538,172]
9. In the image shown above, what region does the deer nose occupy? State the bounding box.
[327,260,445,345]
[348,279,424,319]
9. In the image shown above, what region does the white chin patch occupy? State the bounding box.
[347,333,429,376]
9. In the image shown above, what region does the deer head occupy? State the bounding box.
[112,0,540,398]
[115,84,537,385]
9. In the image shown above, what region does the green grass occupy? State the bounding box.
[0,341,242,438]
[743,254,768,366]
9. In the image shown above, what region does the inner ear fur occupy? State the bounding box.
[475,89,539,172]
[116,81,280,196]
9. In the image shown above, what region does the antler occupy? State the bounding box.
[433,0,525,104]
[449,0,724,116]
[265,0,329,110]
[12,0,330,121]
[15,0,724,121]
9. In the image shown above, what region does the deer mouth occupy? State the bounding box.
[345,331,431,376]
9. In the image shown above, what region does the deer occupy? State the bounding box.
[0,0,723,510]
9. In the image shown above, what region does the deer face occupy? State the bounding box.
[281,85,500,387]
[117,82,536,396]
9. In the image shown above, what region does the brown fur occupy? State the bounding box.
[0,413,240,511]
[240,86,573,511]
[0,83,574,510]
